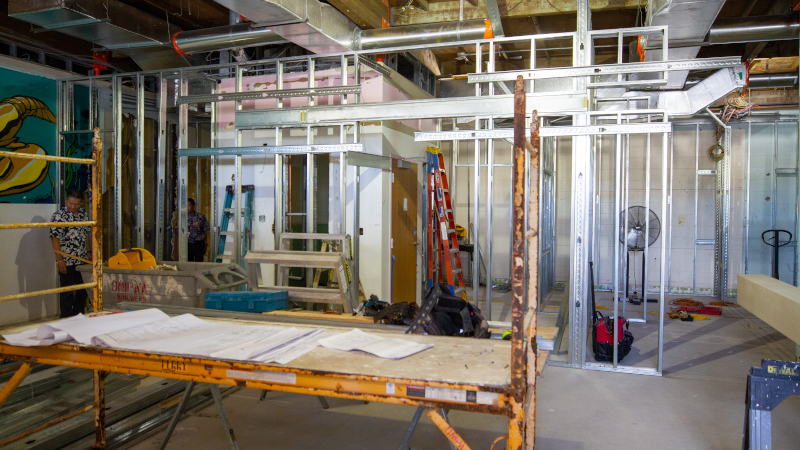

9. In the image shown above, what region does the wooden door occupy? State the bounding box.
[391,159,418,303]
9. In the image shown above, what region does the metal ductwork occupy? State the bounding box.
[8,0,189,70]
[748,73,799,89]
[172,24,287,55]
[706,14,799,45]
[207,0,458,75]
[641,0,726,88]
[354,19,492,50]
[208,0,356,54]
[657,66,748,116]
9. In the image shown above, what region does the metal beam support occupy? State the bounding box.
[467,56,741,83]
[485,0,505,37]
[415,122,672,141]
[179,144,363,157]
[178,75,189,262]
[236,95,587,128]
[234,66,244,266]
[113,75,122,253]
[136,73,145,249]
[178,85,362,104]
[567,0,591,368]
[472,117,481,307]
[306,125,316,287]
[210,107,218,264]
[155,74,167,261]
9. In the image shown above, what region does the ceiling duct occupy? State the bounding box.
[208,0,356,54]
[748,73,798,89]
[706,14,799,45]
[641,0,726,88]
[657,66,747,116]
[172,24,287,54]
[8,0,189,70]
[355,19,492,50]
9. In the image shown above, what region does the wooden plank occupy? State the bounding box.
[737,274,800,344]
[750,57,799,74]
[280,233,349,242]
[264,309,376,324]
[257,286,346,304]
[536,350,550,379]
[245,250,343,268]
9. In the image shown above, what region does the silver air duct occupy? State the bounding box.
[355,19,492,50]
[172,24,287,55]
[706,14,799,45]
[748,73,799,89]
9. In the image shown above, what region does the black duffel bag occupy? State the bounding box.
[417,283,490,339]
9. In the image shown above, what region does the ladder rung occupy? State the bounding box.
[450,248,460,253]
[452,269,462,275]
[220,231,238,235]
[447,228,455,233]
[454,287,466,294]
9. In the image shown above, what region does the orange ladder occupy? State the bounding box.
[426,146,467,299]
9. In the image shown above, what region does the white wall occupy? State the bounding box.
[0,204,59,325]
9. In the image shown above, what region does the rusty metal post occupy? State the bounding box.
[524,111,541,450]
[92,370,108,449]
[92,127,103,312]
[509,75,527,450]
[424,408,472,450]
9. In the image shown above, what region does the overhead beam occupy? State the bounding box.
[391,0,641,26]
[124,0,230,29]
[326,0,387,29]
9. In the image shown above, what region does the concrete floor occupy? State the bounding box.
[129,290,800,450]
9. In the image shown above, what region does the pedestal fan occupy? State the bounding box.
[619,206,661,304]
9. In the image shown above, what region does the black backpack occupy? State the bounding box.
[412,283,490,339]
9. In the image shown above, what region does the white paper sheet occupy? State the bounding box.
[37,309,170,345]
[4,310,325,365]
[93,314,322,364]
[2,315,85,347]
[257,329,327,364]
[318,329,432,359]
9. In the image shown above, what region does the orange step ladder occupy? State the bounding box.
[426,146,466,299]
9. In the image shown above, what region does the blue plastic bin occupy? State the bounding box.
[204,291,289,313]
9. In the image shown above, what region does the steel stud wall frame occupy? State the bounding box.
[2,11,756,450]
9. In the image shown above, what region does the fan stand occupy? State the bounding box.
[625,250,656,304]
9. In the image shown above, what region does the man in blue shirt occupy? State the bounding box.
[187,198,210,262]
[49,190,91,317]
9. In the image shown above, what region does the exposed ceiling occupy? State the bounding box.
[0,0,796,78]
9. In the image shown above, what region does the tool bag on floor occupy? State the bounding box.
[418,284,490,338]
[592,311,634,362]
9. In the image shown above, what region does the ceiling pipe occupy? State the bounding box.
[685,74,798,89]
[172,24,287,55]
[747,73,798,89]
[355,19,493,50]
[706,14,799,45]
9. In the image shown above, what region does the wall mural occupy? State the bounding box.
[0,67,57,203]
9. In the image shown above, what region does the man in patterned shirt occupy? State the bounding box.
[49,190,91,317]
[187,198,209,262]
